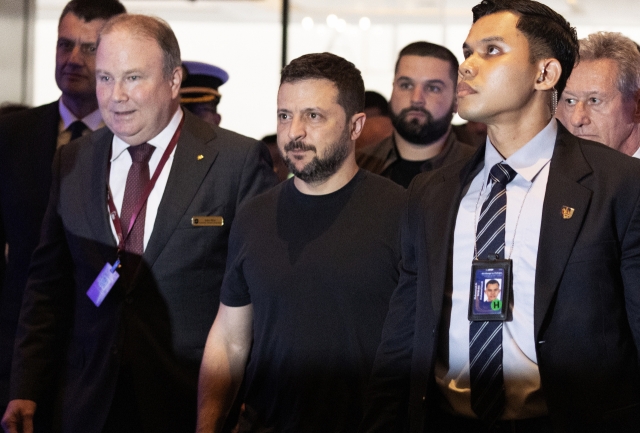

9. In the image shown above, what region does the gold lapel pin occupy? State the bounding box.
[561,206,575,219]
[197,155,204,160]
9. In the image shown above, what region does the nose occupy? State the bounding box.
[287,116,306,142]
[569,101,590,128]
[111,80,128,103]
[68,44,84,66]
[410,85,425,106]
[459,56,476,79]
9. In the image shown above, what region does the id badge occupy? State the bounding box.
[86,260,120,307]
[468,258,512,321]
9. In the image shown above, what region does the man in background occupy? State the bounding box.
[180,61,228,127]
[557,31,640,157]
[0,0,125,421]
[355,91,394,150]
[357,41,473,188]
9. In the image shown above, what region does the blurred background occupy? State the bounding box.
[2,0,640,139]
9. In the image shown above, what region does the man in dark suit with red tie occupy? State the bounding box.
[0,0,125,422]
[361,1,640,432]
[2,13,276,433]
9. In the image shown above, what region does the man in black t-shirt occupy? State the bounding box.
[357,42,475,188]
[196,53,405,433]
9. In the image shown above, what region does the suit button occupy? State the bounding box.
[125,296,133,304]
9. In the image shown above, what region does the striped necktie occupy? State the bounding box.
[469,162,517,425]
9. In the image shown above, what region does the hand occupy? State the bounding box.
[1,400,36,433]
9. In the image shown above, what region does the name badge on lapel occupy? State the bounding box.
[191,216,224,227]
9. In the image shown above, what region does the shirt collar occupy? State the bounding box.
[58,98,103,131]
[483,119,557,184]
[111,107,183,162]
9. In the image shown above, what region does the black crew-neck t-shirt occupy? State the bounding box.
[221,170,405,432]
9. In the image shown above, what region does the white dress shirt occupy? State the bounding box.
[108,108,183,251]
[435,120,558,419]
[57,99,104,147]
[631,146,640,159]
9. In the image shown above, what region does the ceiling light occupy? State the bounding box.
[359,17,371,30]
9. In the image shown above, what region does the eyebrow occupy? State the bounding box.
[396,76,447,85]
[463,36,506,50]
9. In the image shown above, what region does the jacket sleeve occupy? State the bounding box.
[10,146,75,402]
[620,179,640,368]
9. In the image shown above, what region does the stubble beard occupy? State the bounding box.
[282,127,351,184]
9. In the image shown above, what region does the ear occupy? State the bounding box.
[633,89,640,123]
[349,112,366,141]
[534,58,562,91]
[170,66,183,99]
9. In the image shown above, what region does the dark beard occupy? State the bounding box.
[390,104,454,145]
[282,128,351,184]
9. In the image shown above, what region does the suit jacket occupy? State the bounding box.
[356,132,475,182]
[361,122,640,433]
[10,110,277,433]
[0,101,60,409]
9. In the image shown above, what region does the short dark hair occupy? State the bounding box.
[364,91,389,117]
[280,52,365,119]
[395,41,459,84]
[486,279,500,287]
[471,0,579,95]
[59,0,126,24]
[99,14,181,79]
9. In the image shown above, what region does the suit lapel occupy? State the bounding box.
[142,112,219,271]
[534,124,593,337]
[84,128,117,252]
[427,147,485,314]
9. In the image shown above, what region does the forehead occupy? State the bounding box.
[278,78,340,107]
[98,28,161,59]
[486,283,500,288]
[58,13,104,39]
[466,11,527,49]
[395,55,454,83]
[565,59,619,93]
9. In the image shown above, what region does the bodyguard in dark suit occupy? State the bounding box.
[361,1,640,432]
[0,0,126,420]
[2,13,276,433]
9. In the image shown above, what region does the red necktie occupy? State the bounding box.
[121,143,156,255]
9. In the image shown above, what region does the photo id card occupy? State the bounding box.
[86,261,120,307]
[468,259,512,321]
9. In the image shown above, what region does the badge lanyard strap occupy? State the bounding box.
[472,160,550,261]
[107,115,185,254]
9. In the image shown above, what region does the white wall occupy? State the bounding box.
[29,0,640,140]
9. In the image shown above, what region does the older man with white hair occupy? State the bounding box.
[557,31,640,157]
